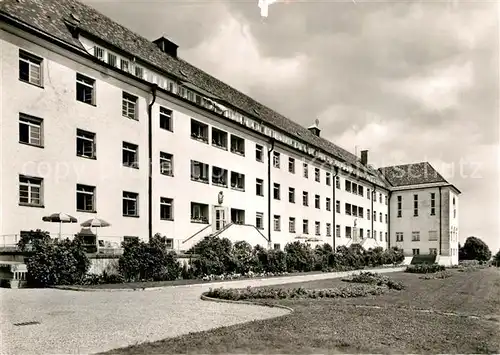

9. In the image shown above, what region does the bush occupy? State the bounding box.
[342,271,406,290]
[405,264,445,274]
[21,232,90,287]
[188,237,236,277]
[493,250,500,267]
[284,242,316,272]
[205,284,387,301]
[419,270,452,280]
[460,236,492,262]
[118,234,181,282]
[232,241,255,274]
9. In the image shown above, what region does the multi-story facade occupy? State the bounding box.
[0,0,458,264]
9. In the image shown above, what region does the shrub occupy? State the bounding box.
[284,242,316,272]
[189,237,236,277]
[22,232,90,287]
[460,236,492,262]
[419,270,453,280]
[405,264,445,274]
[493,250,500,267]
[205,284,387,301]
[342,271,406,290]
[118,234,181,282]
[265,249,287,273]
[232,241,255,274]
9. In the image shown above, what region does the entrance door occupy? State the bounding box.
[215,207,226,231]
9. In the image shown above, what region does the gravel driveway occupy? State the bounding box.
[0,267,404,354]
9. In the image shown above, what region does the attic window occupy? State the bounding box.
[70,13,80,22]
[179,69,188,78]
[253,108,260,116]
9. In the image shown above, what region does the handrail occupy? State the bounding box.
[182,224,212,244]
[211,222,234,238]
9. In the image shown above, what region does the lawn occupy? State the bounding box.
[102,267,500,354]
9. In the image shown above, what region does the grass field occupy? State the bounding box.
[103,267,500,354]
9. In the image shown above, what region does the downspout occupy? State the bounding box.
[439,186,442,255]
[388,191,392,249]
[147,84,158,242]
[332,167,339,250]
[267,139,275,247]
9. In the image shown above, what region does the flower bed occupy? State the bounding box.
[419,270,453,280]
[405,264,445,274]
[342,271,405,290]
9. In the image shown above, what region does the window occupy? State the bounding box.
[352,183,358,195]
[123,191,138,217]
[373,230,376,239]
[122,142,138,168]
[346,226,352,239]
[19,175,42,206]
[367,229,370,239]
[191,202,209,223]
[273,215,281,231]
[289,187,295,203]
[379,212,382,222]
[385,232,388,242]
[352,205,358,217]
[336,225,341,238]
[315,221,320,236]
[412,249,420,256]
[315,195,320,209]
[430,192,436,215]
[302,191,309,206]
[135,65,144,79]
[160,152,173,176]
[273,151,280,168]
[373,210,376,220]
[367,209,371,220]
[19,49,42,86]
[256,178,264,196]
[230,135,245,155]
[326,172,331,186]
[288,157,295,173]
[379,231,383,241]
[164,238,174,249]
[274,243,281,250]
[191,160,209,183]
[160,197,173,220]
[303,163,308,178]
[397,196,402,217]
[231,209,245,224]
[191,120,208,143]
[230,172,245,190]
[345,203,351,216]
[212,166,228,187]
[360,228,364,239]
[255,144,264,162]
[273,183,280,200]
[379,193,382,203]
[76,129,96,159]
[367,188,370,200]
[385,196,388,205]
[256,212,264,229]
[19,113,43,146]
[345,180,351,192]
[413,194,419,216]
[76,184,95,212]
[76,73,95,105]
[428,230,438,241]
[453,197,456,218]
[289,217,296,233]
[336,176,340,189]
[212,128,227,149]
[123,236,139,244]
[429,248,437,255]
[326,197,331,211]
[315,168,320,182]
[326,223,331,236]
[303,219,309,234]
[107,53,117,67]
[159,107,173,131]
[120,58,130,72]
[358,207,364,218]
[396,232,404,242]
[412,231,420,241]
[122,92,137,119]
[336,200,340,213]
[358,185,363,196]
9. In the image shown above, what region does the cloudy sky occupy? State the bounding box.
[84,0,499,252]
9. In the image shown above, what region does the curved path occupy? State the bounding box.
[0,267,404,354]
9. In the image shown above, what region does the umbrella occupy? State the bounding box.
[42,213,78,238]
[80,218,111,253]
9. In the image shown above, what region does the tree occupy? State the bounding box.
[460,236,492,262]
[493,250,500,267]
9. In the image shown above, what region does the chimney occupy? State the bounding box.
[153,36,178,58]
[361,150,368,165]
[308,118,321,137]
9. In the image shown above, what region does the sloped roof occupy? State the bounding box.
[378,162,448,187]
[1,0,385,184]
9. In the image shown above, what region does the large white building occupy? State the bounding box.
[0,0,460,264]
